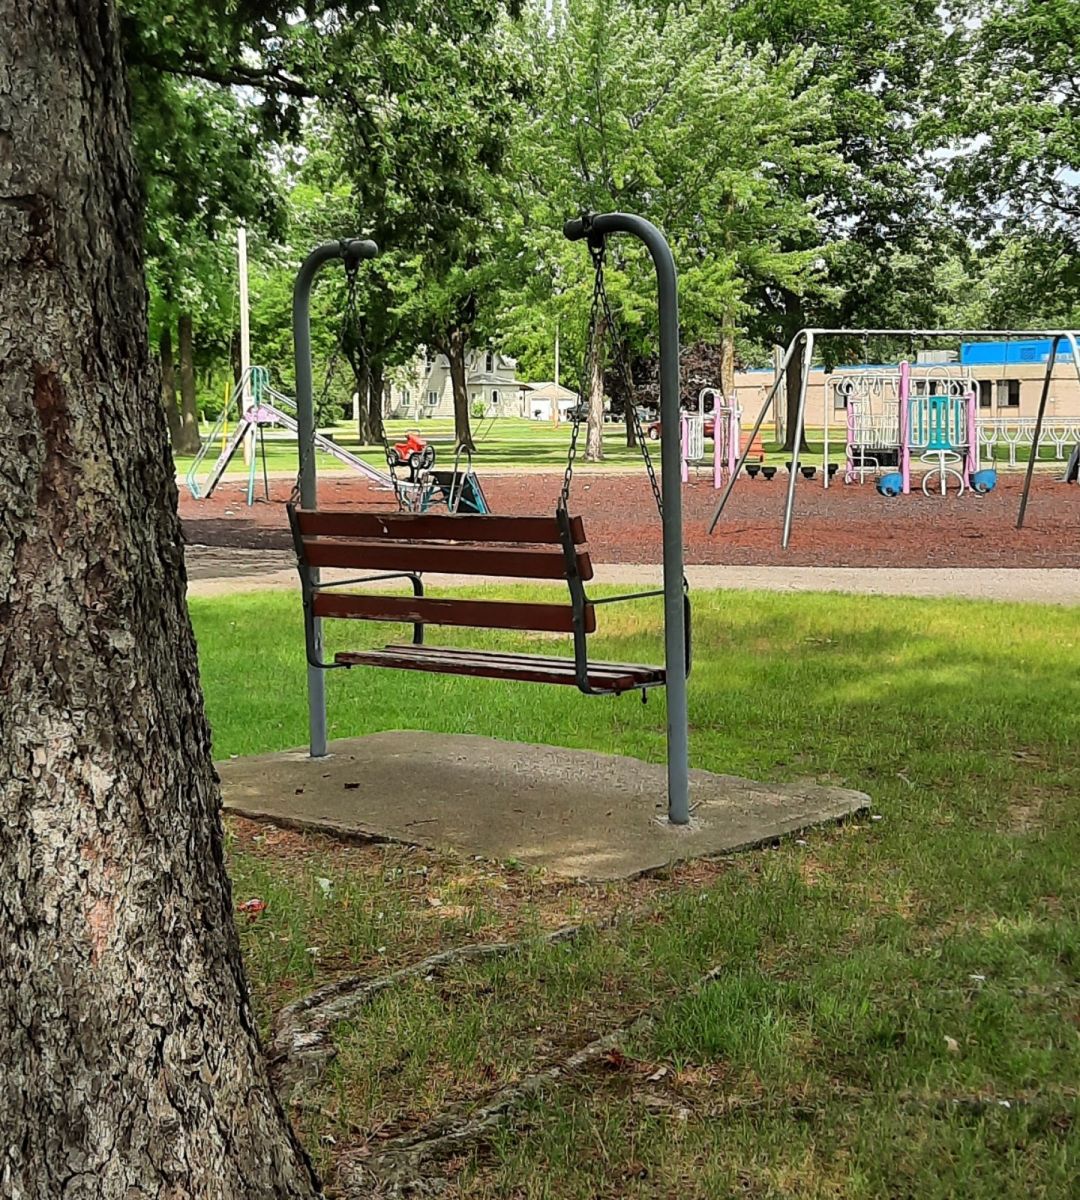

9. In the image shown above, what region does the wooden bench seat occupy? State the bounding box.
[334,645,665,690]
[288,506,669,697]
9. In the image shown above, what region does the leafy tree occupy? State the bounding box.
[937,0,1080,322]
[131,65,285,449]
[328,2,525,450]
[718,0,956,446]
[505,0,838,457]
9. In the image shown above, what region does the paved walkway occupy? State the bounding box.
[185,546,1080,605]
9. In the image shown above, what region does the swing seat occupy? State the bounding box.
[287,508,674,696]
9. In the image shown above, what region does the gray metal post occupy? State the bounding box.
[781,331,814,549]
[708,336,800,533]
[565,213,690,825]
[1017,335,1061,529]
[293,238,378,757]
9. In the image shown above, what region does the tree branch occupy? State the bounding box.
[131,50,318,100]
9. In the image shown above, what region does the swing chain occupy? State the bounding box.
[598,245,665,519]
[290,254,362,507]
[560,235,664,520]
[558,241,606,511]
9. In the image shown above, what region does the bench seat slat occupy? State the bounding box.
[312,592,596,634]
[294,508,587,545]
[380,642,661,674]
[303,538,593,581]
[333,645,665,692]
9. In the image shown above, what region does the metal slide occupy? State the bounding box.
[184,369,402,501]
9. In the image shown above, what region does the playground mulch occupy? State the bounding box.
[178,470,1080,569]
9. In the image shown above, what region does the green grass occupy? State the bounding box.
[195,589,1080,1195]
[174,417,669,478]
[175,418,1072,484]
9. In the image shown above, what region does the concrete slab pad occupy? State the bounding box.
[219,732,869,881]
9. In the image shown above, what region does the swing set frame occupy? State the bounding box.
[708,327,1080,546]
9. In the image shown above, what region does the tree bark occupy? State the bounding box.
[177,312,201,454]
[585,314,606,462]
[442,328,474,450]
[617,342,637,449]
[719,315,736,402]
[0,4,322,1196]
[355,359,373,443]
[781,292,810,454]
[368,358,386,445]
[160,325,182,446]
[783,348,811,456]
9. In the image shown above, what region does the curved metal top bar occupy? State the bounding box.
[293,238,380,512]
[563,211,689,827]
[295,237,378,278]
[564,212,671,254]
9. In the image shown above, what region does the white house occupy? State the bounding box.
[387,350,527,420]
[523,381,579,421]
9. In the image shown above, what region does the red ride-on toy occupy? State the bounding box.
[387,431,436,479]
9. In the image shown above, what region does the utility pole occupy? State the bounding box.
[238,225,253,464]
[553,319,560,426]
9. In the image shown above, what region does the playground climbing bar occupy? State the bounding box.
[565,213,690,826]
[293,238,379,757]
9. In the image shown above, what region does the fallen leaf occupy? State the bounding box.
[600,1047,631,1071]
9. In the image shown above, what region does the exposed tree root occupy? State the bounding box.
[269,925,584,1103]
[332,965,727,1196]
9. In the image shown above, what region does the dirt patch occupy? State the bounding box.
[180,471,1080,569]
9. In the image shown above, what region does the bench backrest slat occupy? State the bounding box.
[312,593,596,634]
[294,509,587,546]
[302,538,593,581]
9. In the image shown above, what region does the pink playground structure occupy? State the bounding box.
[681,387,740,488]
[840,362,985,497]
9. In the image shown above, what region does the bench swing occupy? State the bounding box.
[288,217,692,823]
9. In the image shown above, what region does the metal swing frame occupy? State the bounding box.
[292,216,692,825]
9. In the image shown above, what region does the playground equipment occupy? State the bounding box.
[1065,443,1080,484]
[185,366,420,507]
[286,219,692,824]
[184,369,488,514]
[838,361,983,496]
[679,387,742,488]
[708,328,1080,546]
[978,416,1080,467]
[386,430,435,475]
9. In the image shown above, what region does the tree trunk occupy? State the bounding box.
[355,359,373,443]
[0,4,322,1196]
[177,312,201,455]
[368,358,386,445]
[719,314,736,402]
[618,343,637,448]
[585,314,606,462]
[230,328,243,413]
[444,329,474,450]
[781,293,810,454]
[160,325,181,446]
[783,348,811,455]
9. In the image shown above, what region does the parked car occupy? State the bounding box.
[566,402,618,422]
[645,413,716,441]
